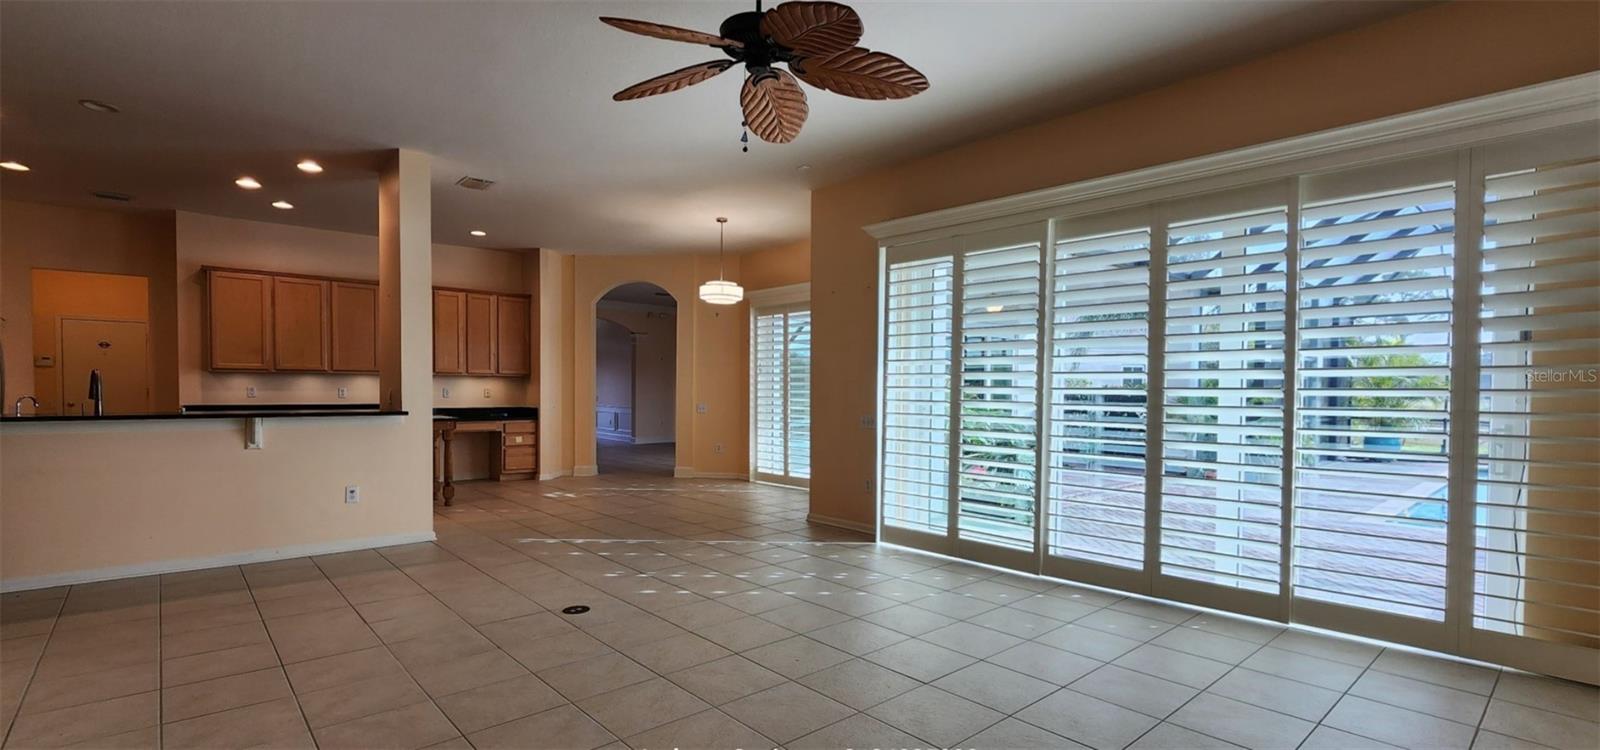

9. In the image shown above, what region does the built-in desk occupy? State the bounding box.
[432,406,538,505]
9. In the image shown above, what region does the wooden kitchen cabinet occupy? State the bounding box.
[433,290,466,374]
[330,281,379,372]
[273,276,329,371]
[464,293,497,374]
[495,295,531,375]
[207,270,274,371]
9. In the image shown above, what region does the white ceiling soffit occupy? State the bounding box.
[0,1,1419,254]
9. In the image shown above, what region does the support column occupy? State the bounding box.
[378,149,431,413]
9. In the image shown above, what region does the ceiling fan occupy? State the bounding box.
[600,1,929,146]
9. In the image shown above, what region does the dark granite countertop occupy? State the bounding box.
[2,403,407,423]
[433,406,539,422]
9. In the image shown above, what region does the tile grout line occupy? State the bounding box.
[0,589,67,749]
[237,568,320,749]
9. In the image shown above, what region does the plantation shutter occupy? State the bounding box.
[753,311,788,478]
[1293,159,1458,622]
[786,310,813,479]
[1160,193,1289,598]
[1473,128,1600,660]
[882,254,956,536]
[957,239,1043,552]
[1047,218,1152,573]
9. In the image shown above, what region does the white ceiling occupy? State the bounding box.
[0,1,1417,254]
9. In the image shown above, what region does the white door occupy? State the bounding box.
[59,318,150,415]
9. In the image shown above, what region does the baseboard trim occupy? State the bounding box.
[0,531,438,593]
[671,468,744,479]
[573,465,599,477]
[539,469,571,480]
[807,513,876,535]
[674,466,695,478]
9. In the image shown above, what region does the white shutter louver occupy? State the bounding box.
[786,310,813,479]
[958,243,1042,550]
[1293,182,1456,621]
[1161,206,1288,594]
[1048,226,1151,569]
[883,257,955,535]
[1475,151,1600,647]
[754,311,788,477]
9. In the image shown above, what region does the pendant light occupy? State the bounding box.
[699,216,744,305]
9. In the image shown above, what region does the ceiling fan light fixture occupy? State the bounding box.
[699,216,745,306]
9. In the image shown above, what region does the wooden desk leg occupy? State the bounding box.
[441,429,457,506]
[433,431,444,504]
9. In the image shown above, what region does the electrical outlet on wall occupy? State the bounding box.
[245,386,257,399]
[483,388,492,399]
[441,387,451,399]
[337,387,348,400]
[344,485,360,504]
[696,403,708,414]
[714,443,724,454]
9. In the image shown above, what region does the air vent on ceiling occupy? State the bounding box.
[91,190,133,202]
[455,176,495,191]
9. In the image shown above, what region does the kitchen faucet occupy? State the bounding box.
[88,369,104,417]
[13,395,39,417]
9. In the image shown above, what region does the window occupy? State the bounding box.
[876,116,1599,684]
[751,300,812,487]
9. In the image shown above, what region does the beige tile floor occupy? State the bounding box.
[2,470,1597,750]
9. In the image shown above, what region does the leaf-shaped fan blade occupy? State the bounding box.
[614,60,735,101]
[599,17,743,49]
[791,47,928,100]
[740,69,809,144]
[760,1,862,57]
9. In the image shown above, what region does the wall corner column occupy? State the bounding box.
[378,149,431,412]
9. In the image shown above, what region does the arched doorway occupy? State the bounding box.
[594,282,677,476]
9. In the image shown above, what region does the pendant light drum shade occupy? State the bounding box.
[699,278,744,304]
[699,216,745,305]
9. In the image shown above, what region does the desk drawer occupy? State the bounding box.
[502,446,535,472]
[504,420,535,434]
[503,431,535,448]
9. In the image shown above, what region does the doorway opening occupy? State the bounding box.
[595,282,677,476]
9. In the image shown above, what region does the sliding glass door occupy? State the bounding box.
[752,303,811,487]
[875,121,1599,684]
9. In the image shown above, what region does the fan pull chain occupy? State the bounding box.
[740,121,749,153]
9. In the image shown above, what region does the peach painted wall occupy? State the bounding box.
[1,200,179,412]
[535,250,748,478]
[28,270,150,414]
[740,241,810,292]
[809,1,1600,527]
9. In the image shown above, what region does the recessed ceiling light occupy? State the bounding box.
[78,99,120,114]
[271,200,294,210]
[469,230,487,237]
[0,161,30,172]
[296,160,323,174]
[797,164,811,171]
[235,176,262,189]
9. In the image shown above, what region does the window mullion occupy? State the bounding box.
[1034,222,1055,572]
[948,254,966,547]
[1144,215,1169,591]
[1447,148,1485,648]
[1280,176,1302,619]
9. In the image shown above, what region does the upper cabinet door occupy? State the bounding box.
[465,292,497,374]
[272,277,330,371]
[330,281,379,373]
[434,290,466,374]
[208,270,274,371]
[495,295,531,376]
